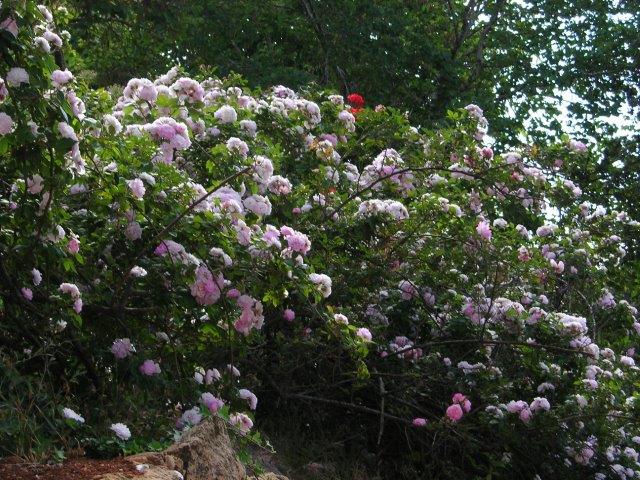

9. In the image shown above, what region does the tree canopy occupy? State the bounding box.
[65,0,639,145]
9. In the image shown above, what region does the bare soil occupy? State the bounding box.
[0,456,141,480]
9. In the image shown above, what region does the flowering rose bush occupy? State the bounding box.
[1,2,639,478]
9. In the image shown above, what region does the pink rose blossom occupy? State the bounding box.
[0,17,18,37]
[239,388,258,410]
[205,368,221,384]
[125,222,143,241]
[67,236,80,254]
[214,105,237,124]
[412,417,427,427]
[0,77,8,102]
[139,359,161,376]
[6,67,29,86]
[267,175,292,195]
[451,393,471,412]
[201,392,224,413]
[111,338,135,359]
[226,288,241,299]
[356,327,373,342]
[398,280,418,300]
[31,268,42,286]
[0,112,14,135]
[518,408,532,423]
[170,77,204,103]
[51,69,73,88]
[476,220,492,240]
[229,413,253,435]
[27,174,44,194]
[226,137,249,157]
[190,265,224,305]
[59,282,82,312]
[176,407,202,430]
[110,423,131,441]
[481,147,493,158]
[127,178,146,199]
[621,356,636,367]
[446,404,464,422]
[282,228,311,255]
[234,295,265,335]
[145,117,191,151]
[58,121,78,141]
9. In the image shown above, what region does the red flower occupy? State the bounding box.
[347,93,365,109]
[349,107,364,115]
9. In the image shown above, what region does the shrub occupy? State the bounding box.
[0,2,639,477]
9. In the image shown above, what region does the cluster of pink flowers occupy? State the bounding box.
[176,407,202,430]
[226,137,249,157]
[229,413,253,435]
[505,396,550,423]
[127,178,146,199]
[154,239,198,265]
[281,226,311,255]
[194,366,222,385]
[445,393,471,422]
[171,77,205,103]
[21,287,33,300]
[412,417,428,427]
[308,273,332,298]
[398,280,419,300]
[6,67,29,87]
[190,264,224,305]
[267,175,292,195]
[388,336,422,360]
[62,407,85,424]
[234,294,265,335]
[569,439,596,466]
[123,78,158,103]
[243,194,271,216]
[214,105,237,123]
[59,282,82,313]
[145,117,191,159]
[360,148,414,192]
[67,235,80,254]
[357,199,409,220]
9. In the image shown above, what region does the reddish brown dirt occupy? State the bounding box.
[0,456,141,480]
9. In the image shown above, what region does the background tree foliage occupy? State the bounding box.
[65,0,639,145]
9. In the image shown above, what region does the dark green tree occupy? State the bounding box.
[64,0,638,146]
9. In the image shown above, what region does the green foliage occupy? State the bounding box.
[1,2,640,478]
